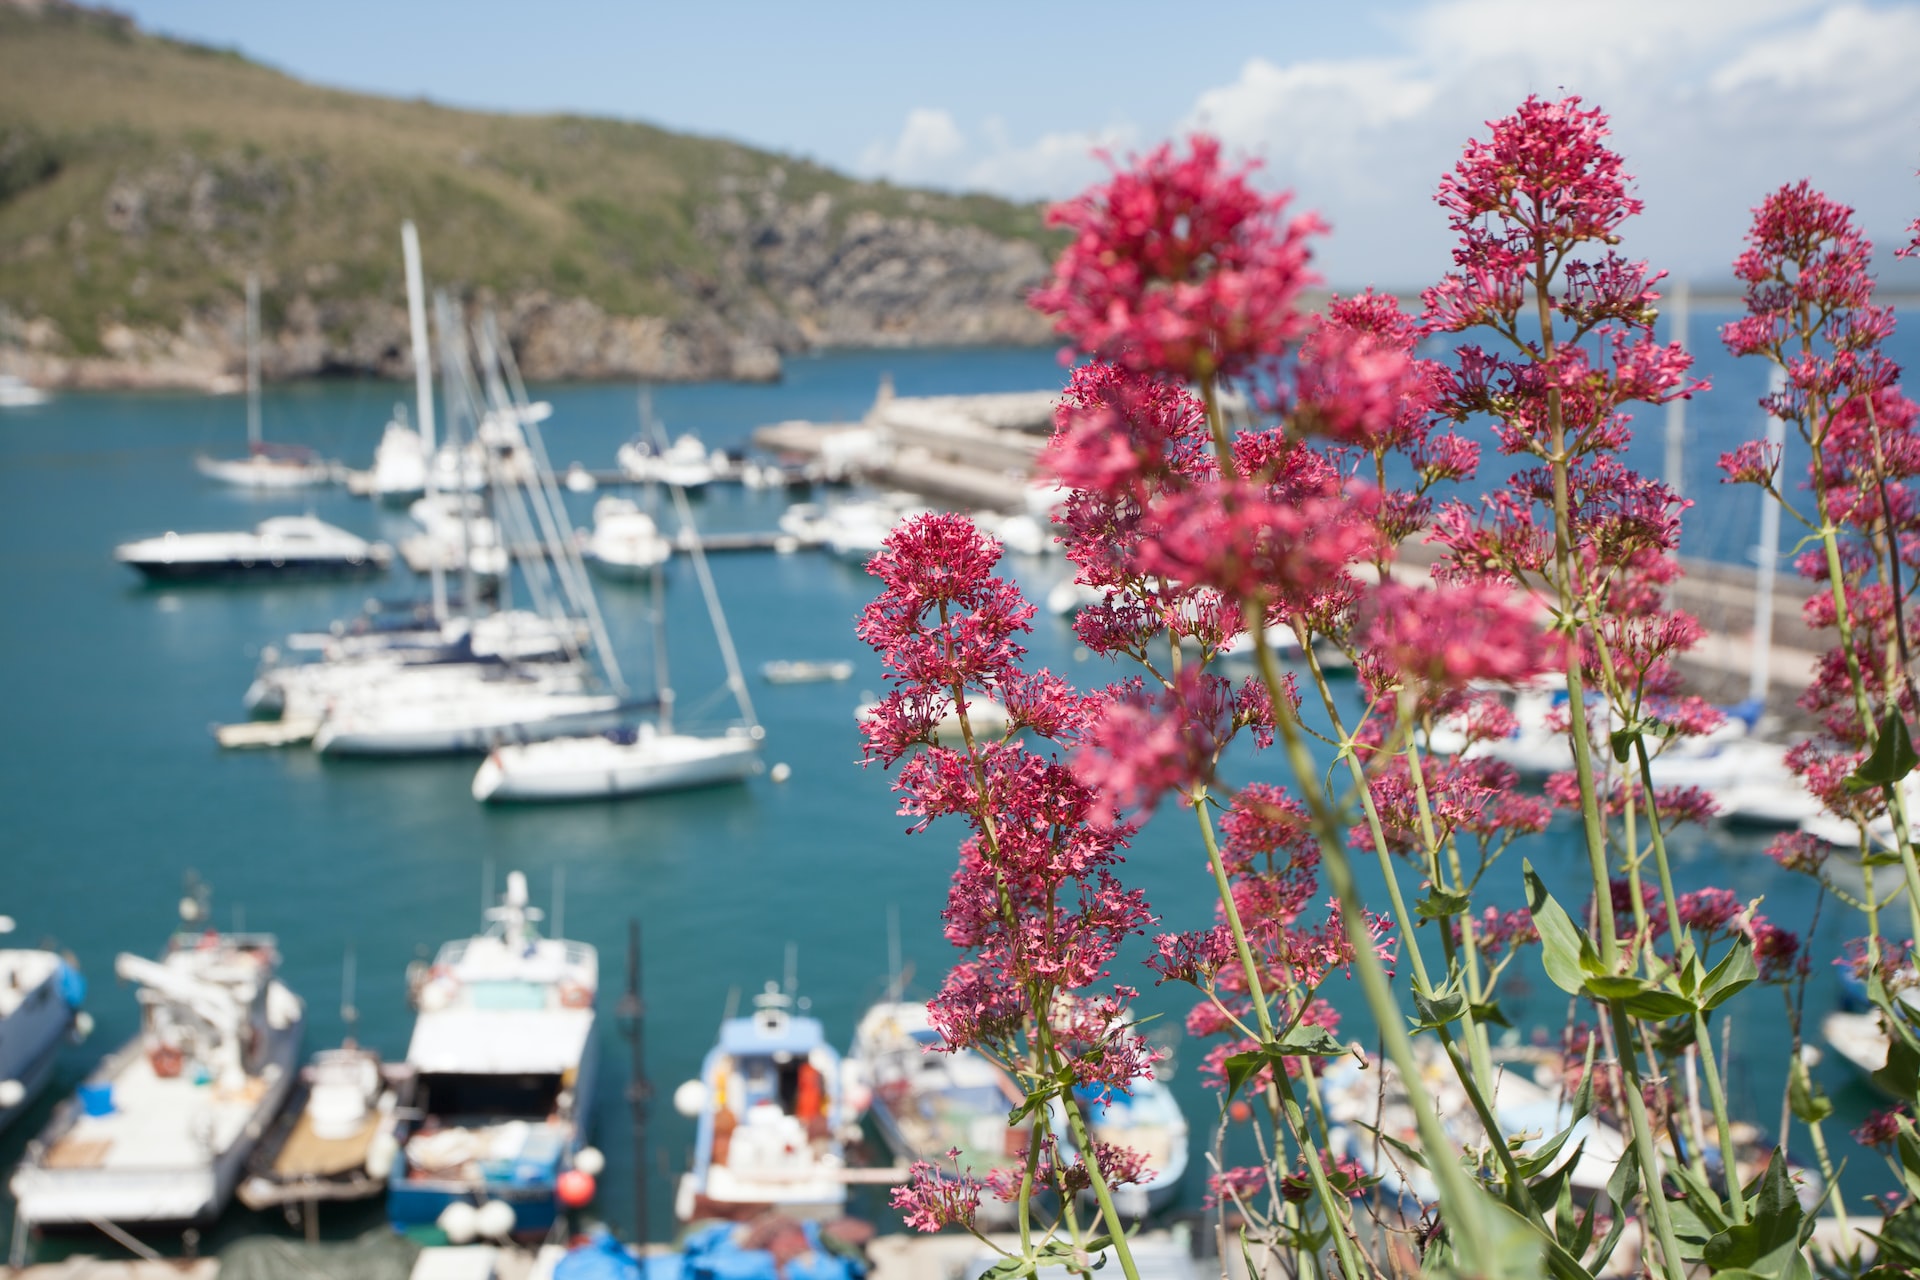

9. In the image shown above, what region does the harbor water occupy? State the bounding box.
[0,335,1914,1256]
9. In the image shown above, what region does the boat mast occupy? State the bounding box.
[1664,279,1689,499]
[401,222,447,625]
[1750,364,1787,706]
[641,390,673,732]
[244,271,262,452]
[644,403,759,737]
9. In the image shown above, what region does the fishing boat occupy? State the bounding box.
[471,406,762,804]
[578,495,672,581]
[845,999,1030,1224]
[10,891,305,1230]
[387,872,600,1235]
[113,516,392,583]
[674,982,852,1223]
[761,660,854,685]
[0,919,86,1134]
[1074,1073,1189,1218]
[195,274,334,489]
[236,1045,411,1214]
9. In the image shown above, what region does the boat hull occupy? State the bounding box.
[119,555,391,584]
[0,999,73,1135]
[473,733,759,802]
[315,700,628,757]
[195,456,334,489]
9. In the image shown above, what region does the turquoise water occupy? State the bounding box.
[0,337,1912,1257]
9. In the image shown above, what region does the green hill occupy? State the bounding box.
[0,1,1061,385]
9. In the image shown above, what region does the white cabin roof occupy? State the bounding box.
[406,1007,595,1076]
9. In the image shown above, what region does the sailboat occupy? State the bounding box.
[195,273,333,489]
[471,398,762,803]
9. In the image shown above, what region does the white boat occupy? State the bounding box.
[617,431,722,490]
[779,496,926,563]
[237,1045,412,1212]
[251,653,587,723]
[113,516,392,583]
[345,406,490,504]
[11,896,305,1229]
[473,723,760,802]
[472,407,763,803]
[312,684,628,756]
[0,374,50,408]
[855,694,1008,743]
[578,496,672,581]
[0,920,86,1134]
[399,493,509,580]
[387,872,599,1235]
[761,660,854,685]
[674,982,851,1223]
[1077,1072,1189,1218]
[195,274,333,490]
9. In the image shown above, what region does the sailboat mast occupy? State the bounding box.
[1664,279,1689,499]
[244,272,261,452]
[1750,364,1786,705]
[401,222,447,624]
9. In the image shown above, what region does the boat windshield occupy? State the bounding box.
[465,980,551,1011]
[419,1071,563,1119]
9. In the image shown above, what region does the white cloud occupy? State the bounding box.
[857,2,1920,286]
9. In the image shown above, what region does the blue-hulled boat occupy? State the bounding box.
[387,872,599,1235]
[674,982,851,1223]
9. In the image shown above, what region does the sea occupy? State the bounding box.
[0,331,1914,1258]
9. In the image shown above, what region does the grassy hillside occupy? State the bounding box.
[0,2,1057,363]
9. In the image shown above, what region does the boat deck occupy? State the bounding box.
[47,1050,272,1172]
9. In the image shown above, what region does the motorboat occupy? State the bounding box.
[113,516,391,583]
[237,1045,413,1214]
[0,920,86,1134]
[345,405,490,504]
[387,872,599,1235]
[11,895,304,1229]
[195,274,334,490]
[473,723,760,803]
[779,497,926,564]
[617,432,723,491]
[845,999,1033,1226]
[761,660,854,685]
[674,982,852,1223]
[1075,1073,1189,1218]
[0,374,50,408]
[399,493,509,580]
[855,694,1009,743]
[578,496,672,582]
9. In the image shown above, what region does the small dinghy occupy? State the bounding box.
[761,660,854,685]
[474,724,761,803]
[237,1045,413,1213]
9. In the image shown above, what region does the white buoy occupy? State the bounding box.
[770,762,792,784]
[475,1200,517,1241]
[365,1131,398,1180]
[72,1011,94,1040]
[672,1079,708,1118]
[437,1201,478,1244]
[0,1080,25,1108]
[574,1146,606,1177]
[0,916,14,934]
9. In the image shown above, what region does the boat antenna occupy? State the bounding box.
[483,857,496,917]
[721,983,741,1026]
[553,865,566,943]
[1750,363,1786,707]
[341,944,358,1047]
[646,408,759,735]
[886,904,903,1004]
[784,941,798,1000]
[401,221,446,625]
[244,271,262,453]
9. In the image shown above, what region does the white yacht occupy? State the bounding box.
[312,683,627,757]
[398,493,509,580]
[0,920,86,1134]
[113,516,392,583]
[578,496,673,582]
[474,723,760,802]
[11,901,304,1229]
[387,872,598,1235]
[195,274,333,490]
[0,374,50,408]
[617,432,723,490]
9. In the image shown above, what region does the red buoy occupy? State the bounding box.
[556,1169,596,1208]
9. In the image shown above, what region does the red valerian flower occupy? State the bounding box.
[1032,135,1326,383]
[1362,580,1559,692]
[890,1153,985,1232]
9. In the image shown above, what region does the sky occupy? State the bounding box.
[111,0,1920,289]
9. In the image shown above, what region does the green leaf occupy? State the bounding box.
[1848,707,1919,791]
[1275,1023,1347,1056]
[1621,989,1697,1020]
[1789,1058,1833,1125]
[1583,975,1649,1001]
[1525,862,1597,995]
[1610,725,1640,764]
[1875,1035,1920,1100]
[1703,1149,1808,1280]
[1220,1049,1266,1111]
[1416,888,1473,920]
[1471,998,1512,1029]
[1701,940,1759,1011]
[1413,983,1469,1030]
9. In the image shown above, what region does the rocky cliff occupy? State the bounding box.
[0,2,1060,389]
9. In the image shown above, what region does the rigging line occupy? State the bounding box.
[485,316,626,695]
[646,411,759,733]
